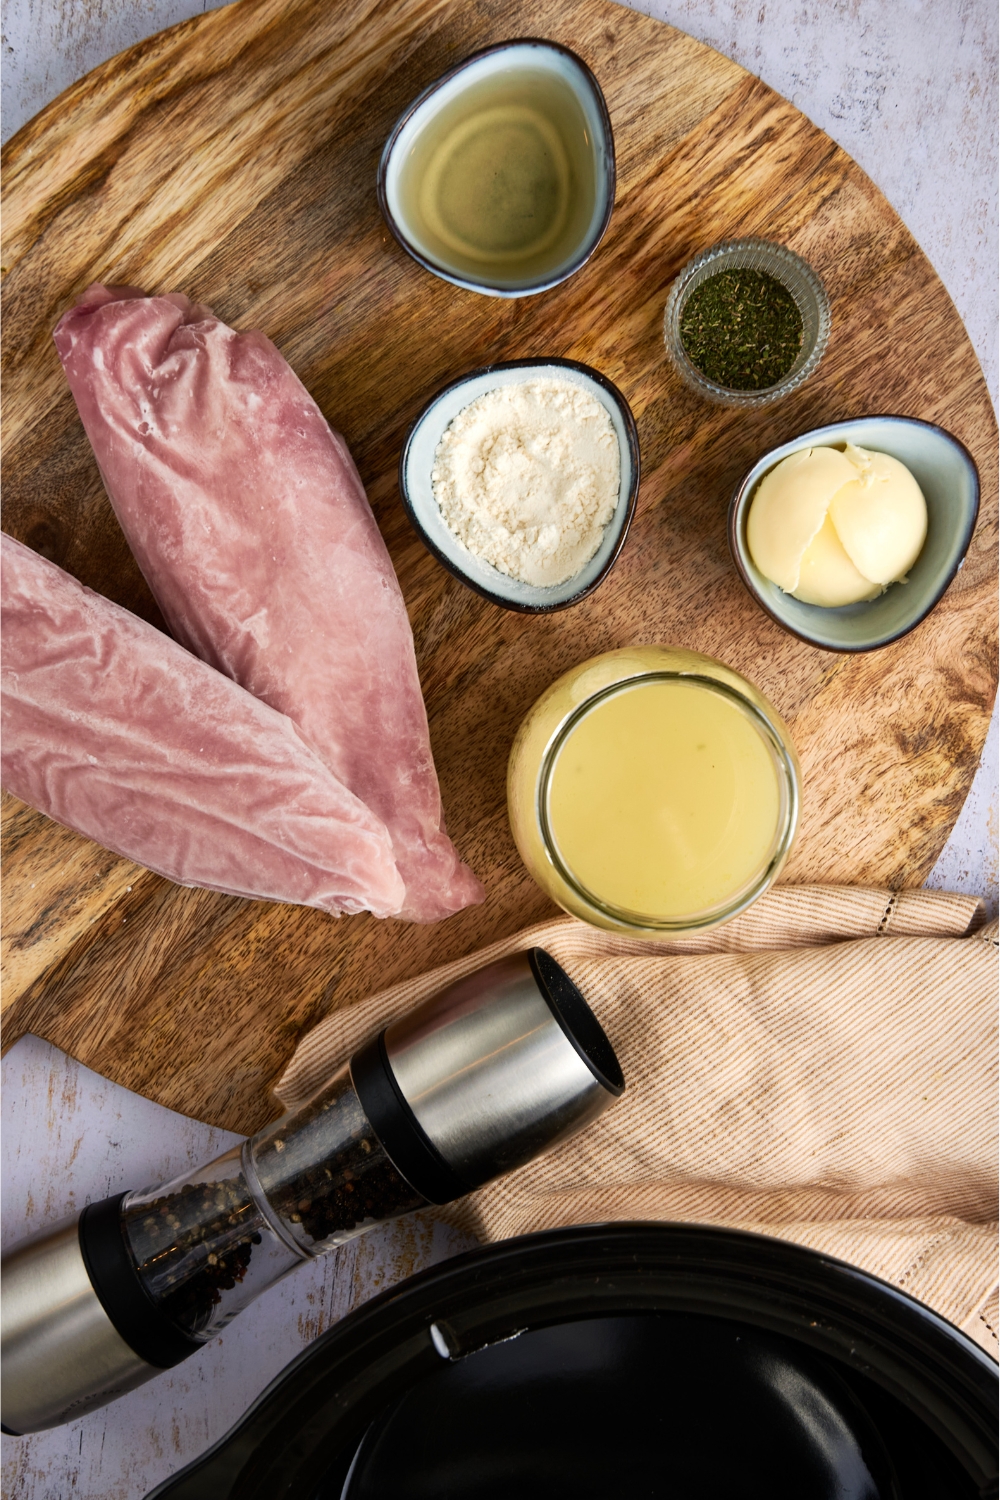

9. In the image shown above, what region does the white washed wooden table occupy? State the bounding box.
[2,3,997,1496]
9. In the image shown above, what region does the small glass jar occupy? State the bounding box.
[663,238,830,408]
[507,647,801,938]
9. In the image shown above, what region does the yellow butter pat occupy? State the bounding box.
[746,442,927,607]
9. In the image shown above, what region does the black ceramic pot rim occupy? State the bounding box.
[376,38,617,298]
[144,1221,998,1500]
[398,356,641,613]
[727,414,981,654]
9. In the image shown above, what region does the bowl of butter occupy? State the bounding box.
[728,416,980,652]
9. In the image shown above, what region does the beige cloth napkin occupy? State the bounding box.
[275,885,999,1357]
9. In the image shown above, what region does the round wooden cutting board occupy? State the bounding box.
[2,0,996,1133]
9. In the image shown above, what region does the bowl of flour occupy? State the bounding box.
[400,359,640,611]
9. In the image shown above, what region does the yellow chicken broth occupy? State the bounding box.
[545,678,782,921]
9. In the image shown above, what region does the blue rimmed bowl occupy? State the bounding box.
[399,358,640,613]
[728,416,980,652]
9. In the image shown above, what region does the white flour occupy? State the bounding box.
[431,377,620,587]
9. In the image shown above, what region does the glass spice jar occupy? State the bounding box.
[663,238,830,408]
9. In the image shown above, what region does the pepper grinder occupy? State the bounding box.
[1,948,624,1435]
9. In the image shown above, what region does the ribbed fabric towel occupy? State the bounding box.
[275,885,999,1356]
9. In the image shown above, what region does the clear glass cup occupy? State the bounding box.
[663,238,830,408]
[507,647,801,938]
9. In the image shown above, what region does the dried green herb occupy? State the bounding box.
[680,269,803,391]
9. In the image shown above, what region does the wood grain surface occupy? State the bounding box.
[2,0,996,1134]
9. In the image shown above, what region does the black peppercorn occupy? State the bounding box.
[121,1073,426,1341]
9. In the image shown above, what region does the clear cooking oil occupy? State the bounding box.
[397,66,599,288]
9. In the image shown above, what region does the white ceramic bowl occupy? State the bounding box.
[377,40,616,297]
[399,359,640,612]
[728,416,980,652]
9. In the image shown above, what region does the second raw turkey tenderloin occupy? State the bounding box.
[1,533,404,916]
[55,285,484,923]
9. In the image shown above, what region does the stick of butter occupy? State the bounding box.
[746,442,928,607]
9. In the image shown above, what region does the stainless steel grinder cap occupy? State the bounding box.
[350,947,624,1203]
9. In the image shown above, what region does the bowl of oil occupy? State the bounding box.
[508,647,801,937]
[378,39,616,297]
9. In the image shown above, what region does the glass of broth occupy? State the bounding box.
[378,40,615,297]
[508,648,801,936]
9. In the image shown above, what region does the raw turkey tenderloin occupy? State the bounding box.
[54,285,484,922]
[1,533,405,916]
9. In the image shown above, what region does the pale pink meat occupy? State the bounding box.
[54,287,484,923]
[1,533,405,916]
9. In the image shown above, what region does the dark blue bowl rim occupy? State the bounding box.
[376,38,617,298]
[727,414,981,654]
[144,1221,997,1500]
[398,356,641,613]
